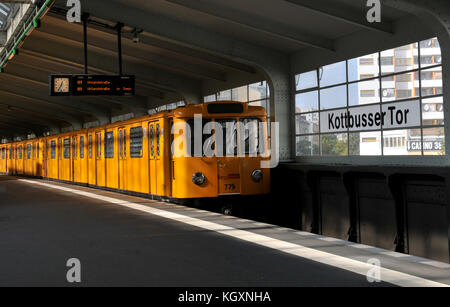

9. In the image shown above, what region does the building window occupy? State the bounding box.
[360,74,375,79]
[360,58,375,65]
[360,90,376,97]
[294,37,444,157]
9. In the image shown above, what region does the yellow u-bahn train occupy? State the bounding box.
[0,101,270,205]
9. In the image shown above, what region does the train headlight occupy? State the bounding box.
[192,172,206,186]
[251,170,263,183]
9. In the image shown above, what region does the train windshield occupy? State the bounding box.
[186,118,263,157]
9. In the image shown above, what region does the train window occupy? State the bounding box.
[80,136,85,159]
[73,137,77,159]
[9,147,12,159]
[124,130,127,157]
[95,134,99,158]
[18,146,22,159]
[156,124,160,156]
[88,135,93,159]
[130,126,143,158]
[207,103,244,114]
[119,130,123,158]
[27,144,31,160]
[64,138,71,159]
[2,148,5,159]
[105,131,114,158]
[186,119,212,157]
[215,119,238,156]
[51,141,56,159]
[240,118,262,155]
[150,125,154,157]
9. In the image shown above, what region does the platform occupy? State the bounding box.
[0,176,448,287]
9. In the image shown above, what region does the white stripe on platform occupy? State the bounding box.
[19,179,449,287]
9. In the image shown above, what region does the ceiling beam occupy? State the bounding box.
[0,114,49,134]
[283,0,393,34]
[165,0,335,51]
[0,90,84,129]
[0,71,112,124]
[6,59,124,111]
[18,47,167,100]
[36,21,229,82]
[0,107,64,129]
[20,32,202,104]
[47,10,256,74]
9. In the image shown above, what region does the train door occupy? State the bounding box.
[57,138,62,180]
[42,140,47,178]
[72,135,77,182]
[148,121,160,195]
[87,134,95,185]
[118,127,126,190]
[95,131,104,186]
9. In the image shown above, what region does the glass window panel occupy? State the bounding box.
[249,99,269,117]
[130,126,143,158]
[423,127,445,156]
[381,72,419,102]
[420,38,441,68]
[420,66,442,97]
[295,70,318,91]
[321,133,348,156]
[382,129,419,155]
[422,96,444,126]
[296,135,319,156]
[232,85,248,102]
[295,113,319,135]
[204,94,216,102]
[319,61,346,87]
[105,131,114,159]
[349,131,381,156]
[349,79,380,106]
[348,53,379,82]
[217,89,232,101]
[320,85,347,110]
[381,42,418,74]
[295,91,318,113]
[249,81,267,101]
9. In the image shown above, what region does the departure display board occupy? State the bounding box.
[50,75,135,96]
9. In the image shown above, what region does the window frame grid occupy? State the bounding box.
[294,39,444,158]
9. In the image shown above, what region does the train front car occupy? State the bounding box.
[169,101,271,209]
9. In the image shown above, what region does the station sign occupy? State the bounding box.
[50,75,135,96]
[320,99,421,133]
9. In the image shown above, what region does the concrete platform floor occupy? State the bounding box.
[0,175,449,287]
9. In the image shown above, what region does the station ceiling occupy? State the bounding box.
[0,0,419,139]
